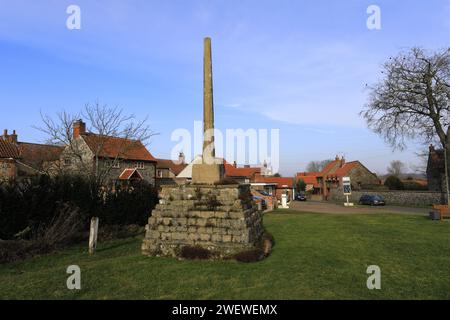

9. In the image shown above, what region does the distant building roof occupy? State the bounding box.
[17,142,64,168]
[295,174,321,187]
[0,139,20,159]
[296,157,376,187]
[156,159,188,176]
[253,175,294,188]
[224,160,261,178]
[81,134,156,162]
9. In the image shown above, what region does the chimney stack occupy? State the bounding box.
[233,161,237,168]
[9,130,17,143]
[429,144,435,153]
[2,129,18,143]
[73,119,86,139]
[178,152,185,164]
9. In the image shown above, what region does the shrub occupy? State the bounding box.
[0,203,85,264]
[384,175,405,190]
[35,203,84,249]
[0,175,158,240]
[403,181,428,191]
[234,248,265,263]
[180,245,211,260]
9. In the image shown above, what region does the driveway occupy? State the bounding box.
[288,200,430,216]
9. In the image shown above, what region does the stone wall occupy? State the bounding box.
[142,184,264,258]
[0,159,16,181]
[329,187,445,206]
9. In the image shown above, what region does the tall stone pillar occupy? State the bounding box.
[203,37,215,162]
[192,37,224,184]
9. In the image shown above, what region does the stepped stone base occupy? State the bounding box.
[142,184,264,259]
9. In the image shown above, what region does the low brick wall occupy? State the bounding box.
[329,187,446,206]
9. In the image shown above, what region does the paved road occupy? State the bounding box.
[288,200,430,216]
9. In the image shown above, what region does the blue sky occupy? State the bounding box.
[0,0,449,175]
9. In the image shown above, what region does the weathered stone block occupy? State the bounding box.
[142,184,264,259]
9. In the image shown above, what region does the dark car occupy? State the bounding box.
[252,196,267,209]
[359,195,386,206]
[295,192,307,201]
[256,189,271,197]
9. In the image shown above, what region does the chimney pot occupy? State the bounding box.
[178,152,185,164]
[429,144,435,153]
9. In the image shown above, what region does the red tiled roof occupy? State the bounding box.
[118,168,143,180]
[0,139,20,159]
[333,161,359,177]
[81,134,156,162]
[322,160,340,175]
[156,159,187,176]
[222,160,261,178]
[299,171,321,176]
[17,142,64,168]
[253,176,294,188]
[296,175,319,186]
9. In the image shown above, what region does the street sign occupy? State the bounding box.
[342,177,353,206]
[343,177,352,195]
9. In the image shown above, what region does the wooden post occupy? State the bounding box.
[89,217,99,255]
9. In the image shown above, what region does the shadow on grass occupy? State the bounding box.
[96,238,140,253]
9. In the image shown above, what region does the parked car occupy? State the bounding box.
[358,194,386,206]
[252,195,267,209]
[256,189,271,197]
[295,192,307,201]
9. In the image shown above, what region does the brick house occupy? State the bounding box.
[252,175,295,202]
[61,120,157,186]
[0,138,20,180]
[176,155,263,184]
[224,161,261,184]
[296,156,380,200]
[427,144,449,193]
[155,152,188,186]
[1,129,64,180]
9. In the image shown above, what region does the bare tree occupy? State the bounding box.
[361,47,450,203]
[306,159,332,173]
[36,102,156,188]
[387,160,406,177]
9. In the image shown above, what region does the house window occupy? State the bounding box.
[135,161,145,169]
[64,158,71,166]
[157,170,163,178]
[111,161,120,169]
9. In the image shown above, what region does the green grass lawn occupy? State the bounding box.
[1,210,450,299]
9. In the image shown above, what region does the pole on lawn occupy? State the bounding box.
[89,217,99,255]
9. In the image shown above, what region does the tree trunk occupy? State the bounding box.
[445,127,450,205]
